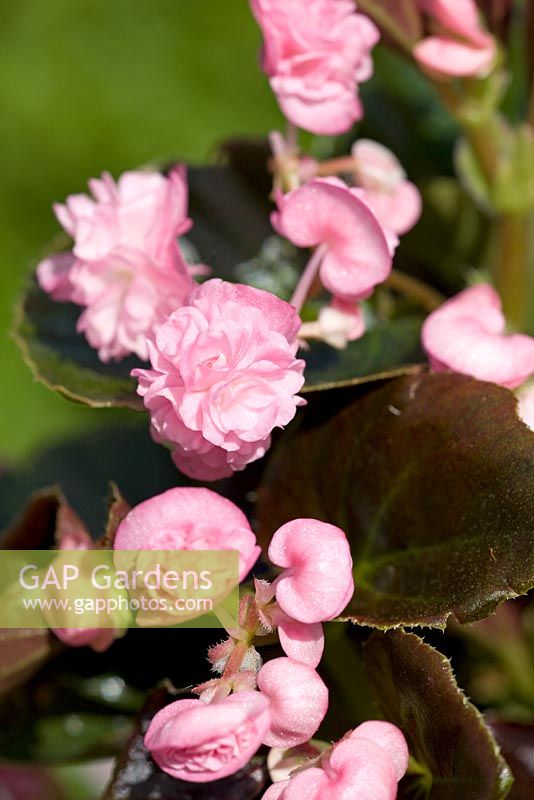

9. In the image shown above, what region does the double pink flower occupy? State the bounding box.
[38,168,194,362]
[251,0,380,135]
[133,279,306,481]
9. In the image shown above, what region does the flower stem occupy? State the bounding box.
[290,245,328,314]
[493,212,534,333]
[356,0,417,54]
[385,270,445,312]
[315,156,357,177]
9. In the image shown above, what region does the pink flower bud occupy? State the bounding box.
[352,140,422,235]
[144,691,271,782]
[250,0,379,135]
[300,300,365,350]
[257,657,328,748]
[273,179,392,302]
[349,720,409,781]
[133,279,306,480]
[268,519,354,623]
[114,487,260,582]
[422,284,534,389]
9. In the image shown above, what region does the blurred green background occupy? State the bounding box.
[0,0,281,466]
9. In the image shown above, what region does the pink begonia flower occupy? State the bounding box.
[54,168,191,262]
[251,0,380,135]
[273,179,392,302]
[300,299,365,350]
[517,383,534,431]
[133,279,306,481]
[37,167,194,362]
[352,139,422,235]
[268,519,354,623]
[422,284,534,389]
[114,487,260,582]
[145,691,271,782]
[262,737,398,799]
[414,0,496,78]
[257,657,329,748]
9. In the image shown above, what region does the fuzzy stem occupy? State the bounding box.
[290,244,328,313]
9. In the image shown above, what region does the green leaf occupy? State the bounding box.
[363,630,513,800]
[302,316,424,392]
[13,280,143,410]
[257,373,534,628]
[103,684,268,799]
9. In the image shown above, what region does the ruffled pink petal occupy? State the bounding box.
[145,691,271,782]
[36,251,77,302]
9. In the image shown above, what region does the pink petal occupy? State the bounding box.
[422,284,534,388]
[36,251,77,302]
[269,519,354,623]
[257,657,329,748]
[114,487,260,581]
[275,180,391,301]
[414,36,496,78]
[277,617,324,668]
[350,720,409,781]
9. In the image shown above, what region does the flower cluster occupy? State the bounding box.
[414,0,496,78]
[37,168,194,361]
[139,503,375,788]
[251,0,380,135]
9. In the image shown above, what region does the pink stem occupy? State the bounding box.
[290,244,328,314]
